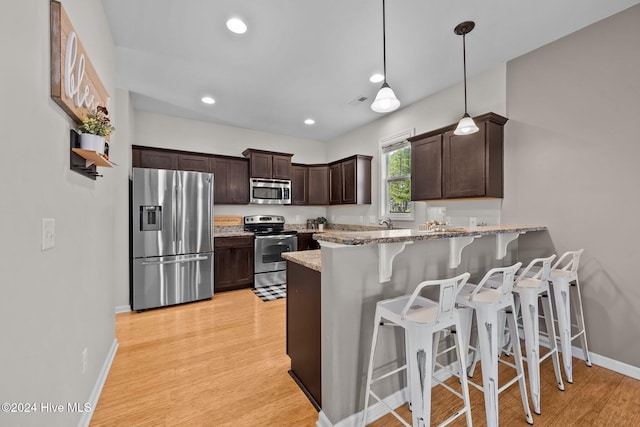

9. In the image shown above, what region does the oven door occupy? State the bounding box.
[254,234,298,273]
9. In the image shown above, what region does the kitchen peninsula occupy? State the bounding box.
[283,225,547,426]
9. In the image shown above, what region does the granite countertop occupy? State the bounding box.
[282,250,322,272]
[314,225,547,245]
[214,231,254,238]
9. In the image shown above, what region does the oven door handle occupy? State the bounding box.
[255,234,296,240]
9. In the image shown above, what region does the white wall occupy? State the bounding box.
[326,66,507,228]
[0,1,124,426]
[503,4,640,366]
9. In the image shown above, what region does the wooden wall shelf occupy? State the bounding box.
[70,130,114,180]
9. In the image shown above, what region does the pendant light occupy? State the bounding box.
[371,0,400,113]
[453,21,479,135]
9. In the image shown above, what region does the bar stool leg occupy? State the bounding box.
[362,310,382,427]
[457,307,474,375]
[551,276,574,382]
[518,288,542,414]
[541,293,565,391]
[452,318,473,427]
[571,278,592,367]
[407,327,433,427]
[475,305,500,427]
[506,303,534,425]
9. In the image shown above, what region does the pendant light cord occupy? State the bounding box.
[462,32,468,115]
[382,0,387,84]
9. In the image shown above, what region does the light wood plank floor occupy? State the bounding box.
[91,289,640,426]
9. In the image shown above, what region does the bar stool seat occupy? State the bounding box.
[361,273,473,427]
[456,263,533,427]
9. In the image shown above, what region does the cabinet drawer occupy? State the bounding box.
[214,236,254,248]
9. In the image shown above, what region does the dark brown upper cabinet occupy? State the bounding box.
[134,146,178,170]
[210,156,250,205]
[177,153,210,172]
[242,149,293,180]
[291,164,309,205]
[410,135,443,200]
[307,165,329,205]
[409,112,507,201]
[329,155,372,205]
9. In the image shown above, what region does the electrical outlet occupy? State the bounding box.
[41,218,56,251]
[82,348,88,374]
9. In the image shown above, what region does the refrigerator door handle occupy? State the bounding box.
[141,255,209,266]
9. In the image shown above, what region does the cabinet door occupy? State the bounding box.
[411,135,442,200]
[137,149,178,170]
[210,157,230,204]
[214,237,254,291]
[443,125,486,199]
[329,163,342,205]
[291,165,308,205]
[234,245,254,285]
[341,159,357,204]
[210,157,249,205]
[228,158,250,204]
[273,155,292,180]
[178,154,209,172]
[250,152,273,178]
[308,166,329,205]
[214,247,235,290]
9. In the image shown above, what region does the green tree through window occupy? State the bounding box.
[385,146,411,214]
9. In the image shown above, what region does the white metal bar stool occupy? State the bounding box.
[511,255,565,415]
[456,263,533,427]
[362,273,473,427]
[546,249,592,383]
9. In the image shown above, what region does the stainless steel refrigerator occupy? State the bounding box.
[131,168,214,311]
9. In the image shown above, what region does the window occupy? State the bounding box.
[380,130,414,220]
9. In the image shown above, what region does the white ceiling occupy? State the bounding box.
[101,0,639,142]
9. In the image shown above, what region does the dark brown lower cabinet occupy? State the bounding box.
[297,233,320,251]
[286,261,321,409]
[214,236,254,292]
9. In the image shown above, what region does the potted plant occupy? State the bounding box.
[316,217,327,231]
[78,105,115,154]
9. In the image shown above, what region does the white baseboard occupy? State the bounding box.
[316,363,456,427]
[535,332,640,380]
[315,339,640,427]
[78,338,119,427]
[316,388,407,427]
[115,305,131,314]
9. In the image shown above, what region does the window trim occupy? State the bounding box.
[379,129,415,221]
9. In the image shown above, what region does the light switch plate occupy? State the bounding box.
[42,218,55,251]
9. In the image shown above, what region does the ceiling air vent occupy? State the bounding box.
[348,96,368,106]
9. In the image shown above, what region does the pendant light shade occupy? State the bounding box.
[454,21,479,136]
[371,0,400,113]
[371,83,400,113]
[454,113,479,135]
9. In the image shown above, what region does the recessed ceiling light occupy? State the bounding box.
[369,73,384,83]
[201,96,215,105]
[226,18,247,34]
[304,118,315,125]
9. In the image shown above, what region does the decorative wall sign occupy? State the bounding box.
[50,0,109,124]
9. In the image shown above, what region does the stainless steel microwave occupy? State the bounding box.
[249,178,291,204]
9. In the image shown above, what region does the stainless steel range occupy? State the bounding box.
[244,215,298,288]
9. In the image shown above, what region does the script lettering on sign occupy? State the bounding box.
[50,0,109,123]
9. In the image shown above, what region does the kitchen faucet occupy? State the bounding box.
[379,217,393,229]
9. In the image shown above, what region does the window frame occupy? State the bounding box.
[379,129,415,221]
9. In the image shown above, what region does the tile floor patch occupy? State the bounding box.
[252,284,286,301]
